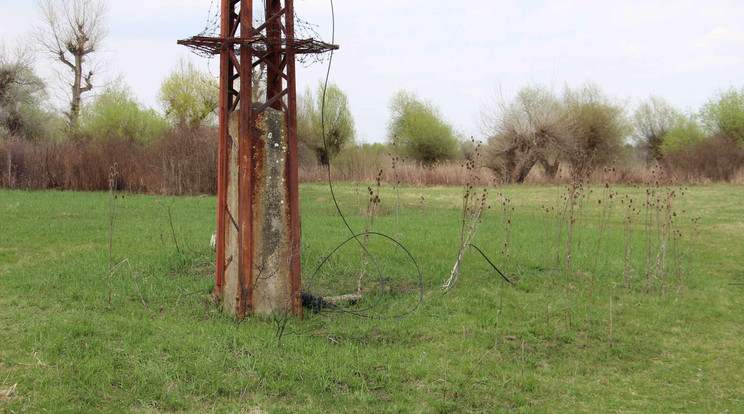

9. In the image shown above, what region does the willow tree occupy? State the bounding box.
[483,85,566,182]
[297,81,355,166]
[157,60,219,129]
[387,90,458,165]
[36,0,108,132]
[562,84,628,177]
[633,96,679,162]
[0,46,49,140]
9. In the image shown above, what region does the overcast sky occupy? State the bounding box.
[1,0,743,142]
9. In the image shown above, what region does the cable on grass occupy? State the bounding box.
[299,0,424,319]
[303,232,423,318]
[463,244,513,285]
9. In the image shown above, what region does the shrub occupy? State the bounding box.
[0,126,217,194]
[664,134,744,182]
[79,83,168,143]
[700,87,744,143]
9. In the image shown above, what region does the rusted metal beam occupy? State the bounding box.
[285,0,302,315]
[265,0,283,112]
[237,0,254,319]
[214,0,232,297]
[254,8,286,34]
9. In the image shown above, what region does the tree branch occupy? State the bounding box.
[58,51,75,70]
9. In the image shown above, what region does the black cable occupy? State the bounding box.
[304,232,423,318]
[464,243,513,285]
[303,0,424,318]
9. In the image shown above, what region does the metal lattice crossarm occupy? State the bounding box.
[177,36,338,56]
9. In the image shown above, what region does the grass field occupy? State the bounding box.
[1,182,743,413]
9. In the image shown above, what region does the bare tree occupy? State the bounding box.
[483,84,627,182]
[482,86,567,182]
[0,43,50,140]
[36,0,108,131]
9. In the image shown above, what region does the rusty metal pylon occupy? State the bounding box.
[179,0,337,318]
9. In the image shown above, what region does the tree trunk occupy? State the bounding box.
[539,157,560,180]
[315,147,329,166]
[68,53,89,132]
[512,153,539,183]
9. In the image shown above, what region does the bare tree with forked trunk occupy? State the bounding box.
[36,0,108,132]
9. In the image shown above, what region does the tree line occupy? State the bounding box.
[303,83,744,183]
[2,0,743,192]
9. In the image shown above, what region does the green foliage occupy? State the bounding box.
[387,90,458,165]
[660,113,705,154]
[157,60,218,128]
[700,86,744,143]
[80,83,167,142]
[0,49,54,140]
[297,81,355,166]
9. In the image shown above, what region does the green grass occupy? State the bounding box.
[1,183,743,413]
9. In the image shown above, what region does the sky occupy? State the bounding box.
[1,0,743,143]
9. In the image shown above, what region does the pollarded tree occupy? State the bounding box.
[387,90,458,165]
[0,44,57,141]
[79,82,167,142]
[157,60,219,129]
[562,84,629,177]
[633,95,679,162]
[482,85,566,182]
[297,81,355,166]
[36,0,108,131]
[700,87,744,144]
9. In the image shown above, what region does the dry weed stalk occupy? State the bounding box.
[639,167,684,295]
[587,166,617,327]
[643,169,659,293]
[442,142,489,291]
[1,380,18,403]
[547,188,568,284]
[469,309,501,375]
[591,164,617,282]
[389,142,403,251]
[564,178,585,329]
[545,284,551,326]
[622,187,638,293]
[680,213,701,298]
[356,171,382,296]
[494,191,514,265]
[520,339,526,382]
[107,163,119,306]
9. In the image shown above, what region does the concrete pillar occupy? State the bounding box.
[222,106,296,317]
